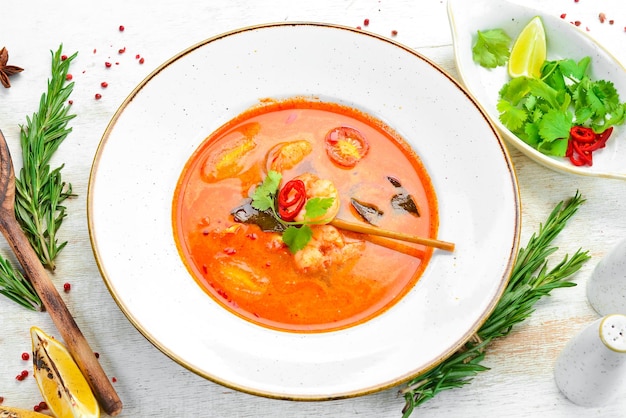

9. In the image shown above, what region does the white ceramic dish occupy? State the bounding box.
[88,23,520,399]
[448,0,626,180]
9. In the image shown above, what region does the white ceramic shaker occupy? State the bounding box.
[587,238,626,315]
[554,314,626,407]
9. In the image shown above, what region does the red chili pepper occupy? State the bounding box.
[277,179,306,221]
[566,126,614,167]
[570,126,595,143]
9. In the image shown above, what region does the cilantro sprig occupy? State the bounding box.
[472,29,511,69]
[251,170,335,253]
[498,56,626,156]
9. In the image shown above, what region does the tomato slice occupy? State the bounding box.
[324,126,369,168]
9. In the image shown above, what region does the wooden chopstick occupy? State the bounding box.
[330,218,455,252]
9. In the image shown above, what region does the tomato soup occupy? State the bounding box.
[173,98,438,332]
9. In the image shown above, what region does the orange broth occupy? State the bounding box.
[173,98,438,332]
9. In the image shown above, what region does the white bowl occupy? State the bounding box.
[448,0,626,179]
[88,22,520,399]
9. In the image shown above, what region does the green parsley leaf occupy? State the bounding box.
[497,99,527,132]
[282,225,313,253]
[538,109,572,145]
[558,57,591,82]
[472,29,511,69]
[303,197,334,221]
[251,170,281,211]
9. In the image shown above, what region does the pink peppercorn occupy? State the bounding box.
[21,352,30,361]
[119,25,125,32]
[105,61,112,68]
[95,93,102,100]
[66,74,73,81]
[364,18,370,26]
[101,81,108,88]
[63,282,71,292]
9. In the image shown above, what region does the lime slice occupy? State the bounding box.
[0,406,51,417]
[508,16,547,78]
[30,327,100,418]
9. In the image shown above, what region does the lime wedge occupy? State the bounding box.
[508,16,547,78]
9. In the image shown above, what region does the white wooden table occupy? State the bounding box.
[1,0,625,416]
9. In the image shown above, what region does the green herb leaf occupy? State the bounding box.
[282,225,313,253]
[303,197,334,221]
[472,29,511,68]
[15,45,77,271]
[0,256,41,311]
[1,44,76,310]
[251,170,281,211]
[400,192,590,417]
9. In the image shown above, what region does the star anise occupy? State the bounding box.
[0,47,24,88]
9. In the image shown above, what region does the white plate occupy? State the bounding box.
[88,23,520,399]
[448,0,626,179]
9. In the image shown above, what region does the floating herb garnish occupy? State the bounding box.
[244,170,334,253]
[400,192,590,416]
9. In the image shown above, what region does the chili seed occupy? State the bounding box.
[139,57,145,64]
[21,352,30,361]
[66,74,73,81]
[574,21,581,26]
[63,282,71,292]
[560,13,566,19]
[391,30,398,36]
[94,352,100,358]
[118,47,126,54]
[364,18,370,26]
[105,61,112,68]
[599,13,606,23]
[68,100,73,105]
[112,377,117,383]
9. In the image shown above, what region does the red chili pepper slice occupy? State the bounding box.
[277,179,306,221]
[566,125,615,167]
[324,126,369,168]
[570,126,595,143]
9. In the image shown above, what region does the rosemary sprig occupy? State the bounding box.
[14,45,77,271]
[0,255,41,310]
[400,192,590,416]
[0,44,75,310]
